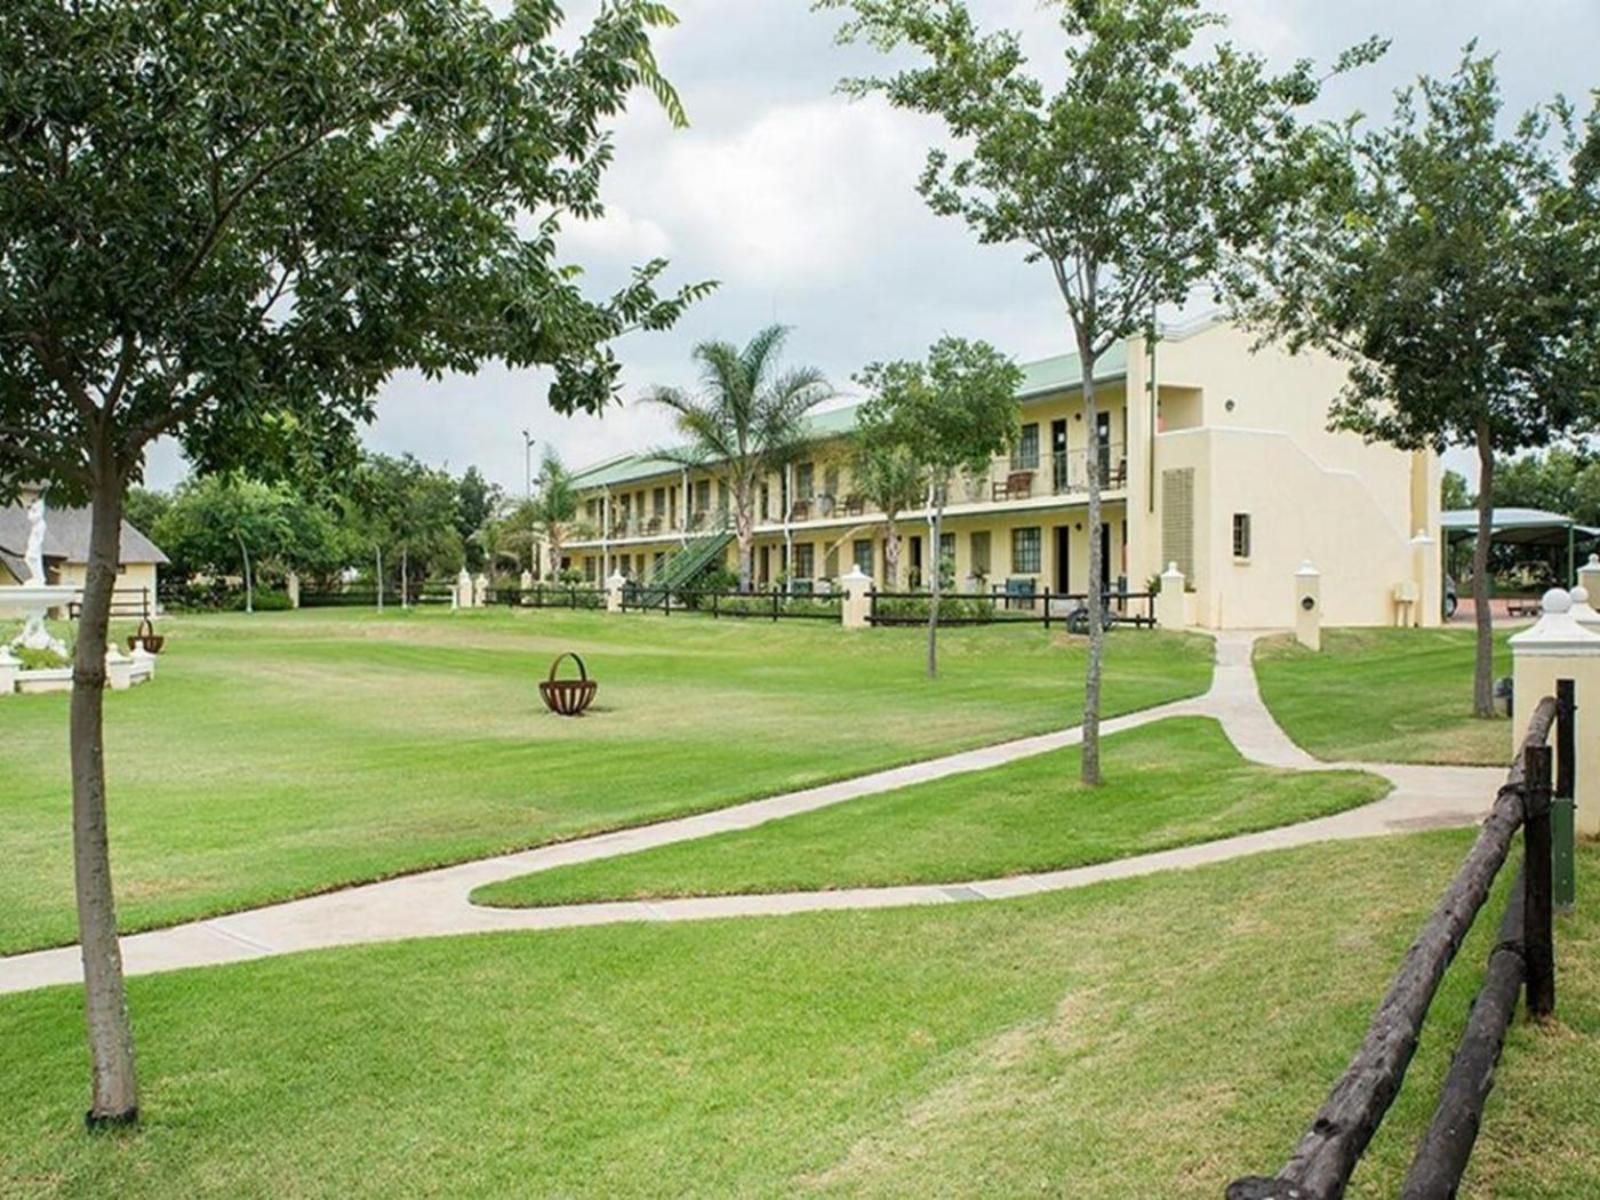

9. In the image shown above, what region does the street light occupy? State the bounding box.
[522,429,537,579]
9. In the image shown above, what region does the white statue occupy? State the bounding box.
[23,493,46,584]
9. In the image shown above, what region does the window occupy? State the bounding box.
[1232,513,1252,560]
[970,530,991,575]
[796,462,815,500]
[794,543,815,580]
[824,546,839,578]
[1012,527,1042,574]
[939,531,955,566]
[760,483,771,521]
[1161,468,1195,580]
[717,480,730,514]
[653,551,666,576]
[853,538,874,575]
[652,487,666,516]
[1012,423,1040,470]
[584,558,596,581]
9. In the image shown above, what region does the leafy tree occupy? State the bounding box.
[123,487,171,542]
[0,0,704,1124]
[155,475,302,612]
[856,338,1020,677]
[850,435,926,590]
[1234,49,1600,716]
[647,326,834,590]
[1441,468,1473,513]
[349,454,466,601]
[455,467,503,574]
[821,0,1373,783]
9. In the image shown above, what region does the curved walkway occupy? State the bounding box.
[0,631,1504,995]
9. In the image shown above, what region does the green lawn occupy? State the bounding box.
[4,833,1594,1198]
[474,717,1390,908]
[0,608,1211,955]
[1254,627,1514,765]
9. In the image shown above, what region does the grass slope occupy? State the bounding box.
[1254,627,1513,765]
[474,717,1390,907]
[0,609,1211,954]
[4,834,1595,1198]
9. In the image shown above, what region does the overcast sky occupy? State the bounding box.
[142,0,1600,495]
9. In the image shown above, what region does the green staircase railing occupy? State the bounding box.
[636,522,734,607]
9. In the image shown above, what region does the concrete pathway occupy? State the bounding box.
[0,630,1505,995]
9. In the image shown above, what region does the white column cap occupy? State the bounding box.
[1510,588,1600,654]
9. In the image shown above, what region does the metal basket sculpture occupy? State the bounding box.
[127,617,165,655]
[539,651,597,716]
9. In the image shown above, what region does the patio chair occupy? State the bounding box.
[993,470,1035,502]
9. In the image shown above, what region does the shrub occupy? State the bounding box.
[872,594,997,622]
[13,644,70,670]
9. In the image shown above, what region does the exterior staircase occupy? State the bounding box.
[636,523,734,606]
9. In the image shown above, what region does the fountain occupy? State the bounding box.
[6,489,77,659]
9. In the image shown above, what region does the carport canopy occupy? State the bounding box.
[1442,507,1600,579]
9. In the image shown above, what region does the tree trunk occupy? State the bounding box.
[236,532,253,615]
[926,485,942,680]
[73,466,140,1126]
[401,545,409,609]
[735,498,754,592]
[375,546,383,612]
[884,515,901,590]
[1079,329,1105,787]
[1472,422,1496,718]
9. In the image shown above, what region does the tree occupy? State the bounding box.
[155,475,300,612]
[1441,469,1473,513]
[519,451,576,579]
[1234,49,1600,717]
[122,487,171,541]
[455,467,502,574]
[0,0,705,1125]
[850,435,926,590]
[856,338,1020,677]
[822,0,1372,783]
[647,326,834,590]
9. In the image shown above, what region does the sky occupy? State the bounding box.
[141,0,1600,496]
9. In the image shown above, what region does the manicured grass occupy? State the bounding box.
[473,717,1390,908]
[0,608,1211,954]
[4,834,1594,1198]
[1254,627,1514,765]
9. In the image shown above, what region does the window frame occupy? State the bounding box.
[1011,526,1042,574]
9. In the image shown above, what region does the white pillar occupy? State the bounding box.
[1294,560,1321,652]
[455,568,473,610]
[1156,562,1185,630]
[1411,530,1438,628]
[605,571,626,614]
[473,573,490,608]
[1578,552,1600,597]
[1511,588,1600,836]
[105,647,134,691]
[841,566,873,630]
[285,570,301,610]
[130,644,156,684]
[0,648,18,697]
[1572,585,1600,630]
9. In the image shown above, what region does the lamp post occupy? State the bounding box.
[522,429,537,578]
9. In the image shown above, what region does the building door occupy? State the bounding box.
[1099,521,1113,593]
[759,545,770,586]
[1096,411,1113,483]
[1054,526,1070,593]
[908,535,923,588]
[1051,419,1068,493]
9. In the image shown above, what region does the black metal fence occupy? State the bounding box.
[867,587,1156,630]
[493,584,606,610]
[1227,687,1573,1200]
[301,583,454,608]
[621,584,842,621]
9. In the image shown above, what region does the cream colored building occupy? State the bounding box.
[0,500,167,617]
[563,317,1442,629]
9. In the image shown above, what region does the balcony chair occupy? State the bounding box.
[993,470,1035,502]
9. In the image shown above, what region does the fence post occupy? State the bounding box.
[713,590,720,619]
[771,588,779,622]
[1524,744,1556,1019]
[1555,678,1577,912]
[1510,589,1600,842]
[1043,585,1051,630]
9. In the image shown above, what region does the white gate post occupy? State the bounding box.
[1294,560,1321,651]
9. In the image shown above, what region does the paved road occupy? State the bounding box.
[0,631,1504,995]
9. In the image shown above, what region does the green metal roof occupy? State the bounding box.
[569,343,1128,491]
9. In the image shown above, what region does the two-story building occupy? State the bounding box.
[561,316,1443,629]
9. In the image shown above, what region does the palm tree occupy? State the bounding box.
[529,450,579,579]
[646,326,833,590]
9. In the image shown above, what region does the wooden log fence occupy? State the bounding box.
[1228,693,1565,1200]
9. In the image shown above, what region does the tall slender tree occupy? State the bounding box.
[820,0,1378,782]
[647,326,834,590]
[1233,49,1600,716]
[850,434,926,589]
[856,338,1020,678]
[530,450,581,579]
[0,0,704,1125]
